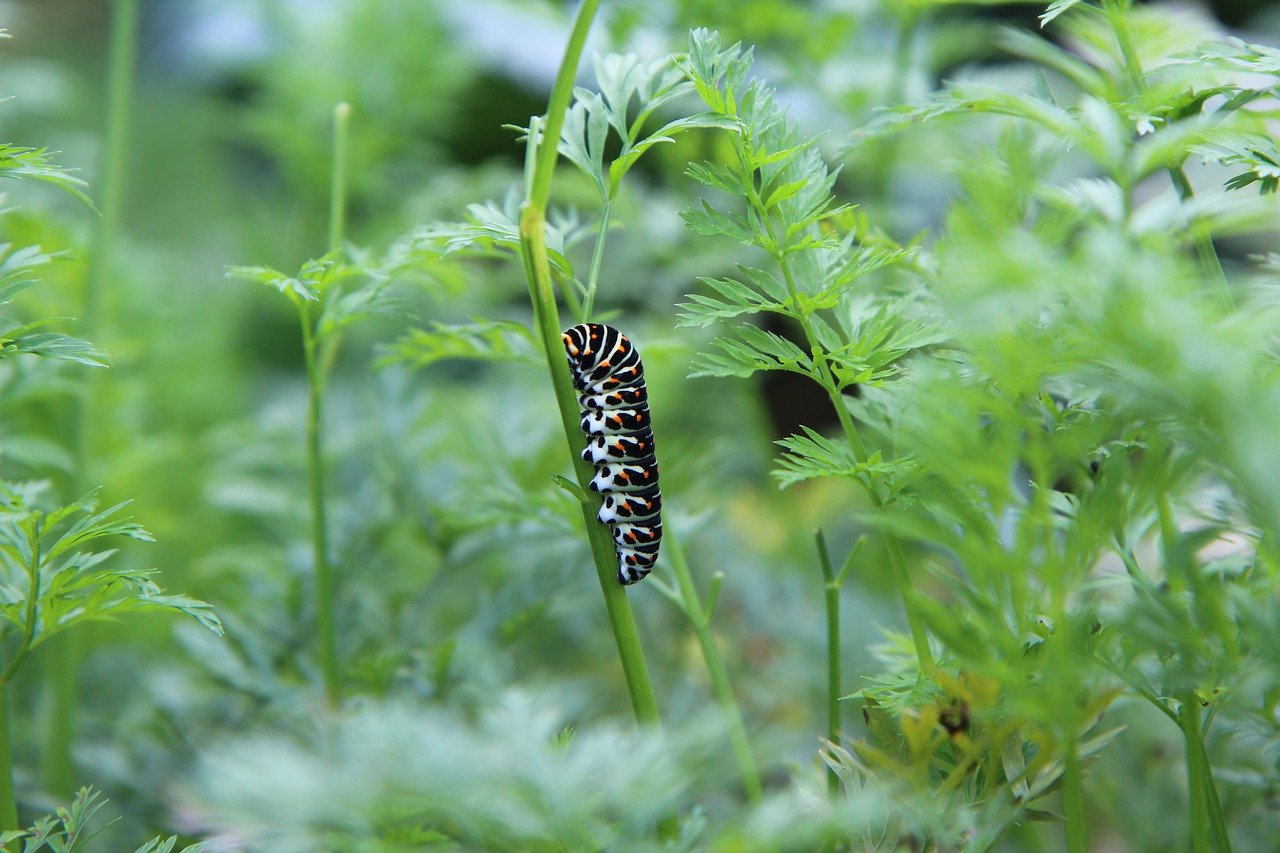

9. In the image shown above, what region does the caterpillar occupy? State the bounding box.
[562,323,661,585]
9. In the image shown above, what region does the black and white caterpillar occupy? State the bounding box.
[562,323,661,585]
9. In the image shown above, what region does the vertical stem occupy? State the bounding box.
[516,1,674,840]
[814,530,841,798]
[1167,164,1233,309]
[0,688,16,835]
[1193,724,1232,852]
[757,191,933,672]
[45,0,140,800]
[39,640,74,798]
[305,101,353,708]
[580,198,612,322]
[328,103,350,254]
[1106,1,1232,311]
[1181,694,1212,852]
[84,0,137,332]
[302,309,339,707]
[666,531,762,804]
[1062,741,1088,853]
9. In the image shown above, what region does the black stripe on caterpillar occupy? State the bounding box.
[562,323,662,585]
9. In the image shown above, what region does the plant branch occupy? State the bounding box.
[301,305,340,707]
[0,688,15,835]
[1181,693,1212,852]
[815,529,842,797]
[1062,739,1088,853]
[666,530,763,804]
[580,197,613,322]
[328,102,350,254]
[1167,164,1233,309]
[516,6,675,840]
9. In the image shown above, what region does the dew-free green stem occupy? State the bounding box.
[44,0,140,801]
[1181,693,1212,852]
[1167,164,1232,309]
[814,530,841,797]
[763,216,933,671]
[580,197,612,322]
[1191,723,1231,852]
[1062,741,1088,853]
[0,531,41,834]
[301,307,340,707]
[666,531,762,804]
[0,688,15,835]
[517,5,675,840]
[328,103,350,255]
[304,101,352,708]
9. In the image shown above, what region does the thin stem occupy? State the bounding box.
[1167,164,1233,309]
[84,0,137,333]
[888,11,921,106]
[0,529,41,689]
[580,197,613,322]
[1105,2,1232,309]
[814,529,841,798]
[0,688,16,836]
[328,103,350,254]
[666,530,763,804]
[529,0,600,212]
[40,638,75,797]
[1190,725,1232,852]
[301,307,340,707]
[515,0,675,841]
[1062,741,1088,853]
[735,133,933,671]
[1181,694,1212,852]
[45,0,141,800]
[0,531,39,840]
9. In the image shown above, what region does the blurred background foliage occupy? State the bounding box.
[2,0,1280,849]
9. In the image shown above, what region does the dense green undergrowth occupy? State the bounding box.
[2,0,1280,849]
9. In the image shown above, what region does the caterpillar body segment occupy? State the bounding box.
[588,457,661,493]
[580,431,655,464]
[562,322,663,585]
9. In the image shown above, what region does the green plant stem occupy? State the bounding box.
[0,688,15,836]
[1105,1,1145,95]
[729,121,933,671]
[302,100,354,709]
[40,638,75,798]
[665,531,762,804]
[1181,693,1211,852]
[0,530,41,689]
[1167,164,1233,309]
[1105,2,1232,310]
[814,530,841,798]
[42,0,140,802]
[580,197,612,322]
[328,103,350,254]
[516,3,675,841]
[0,533,40,832]
[1192,724,1231,852]
[1062,741,1088,853]
[769,242,933,670]
[301,307,340,707]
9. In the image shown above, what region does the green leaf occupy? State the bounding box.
[680,200,757,245]
[0,144,91,205]
[381,318,540,369]
[689,324,814,380]
[676,273,789,327]
[609,113,737,194]
[1041,0,1088,27]
[0,242,54,305]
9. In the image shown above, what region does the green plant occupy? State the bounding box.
[1,786,213,852]
[1,35,220,833]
